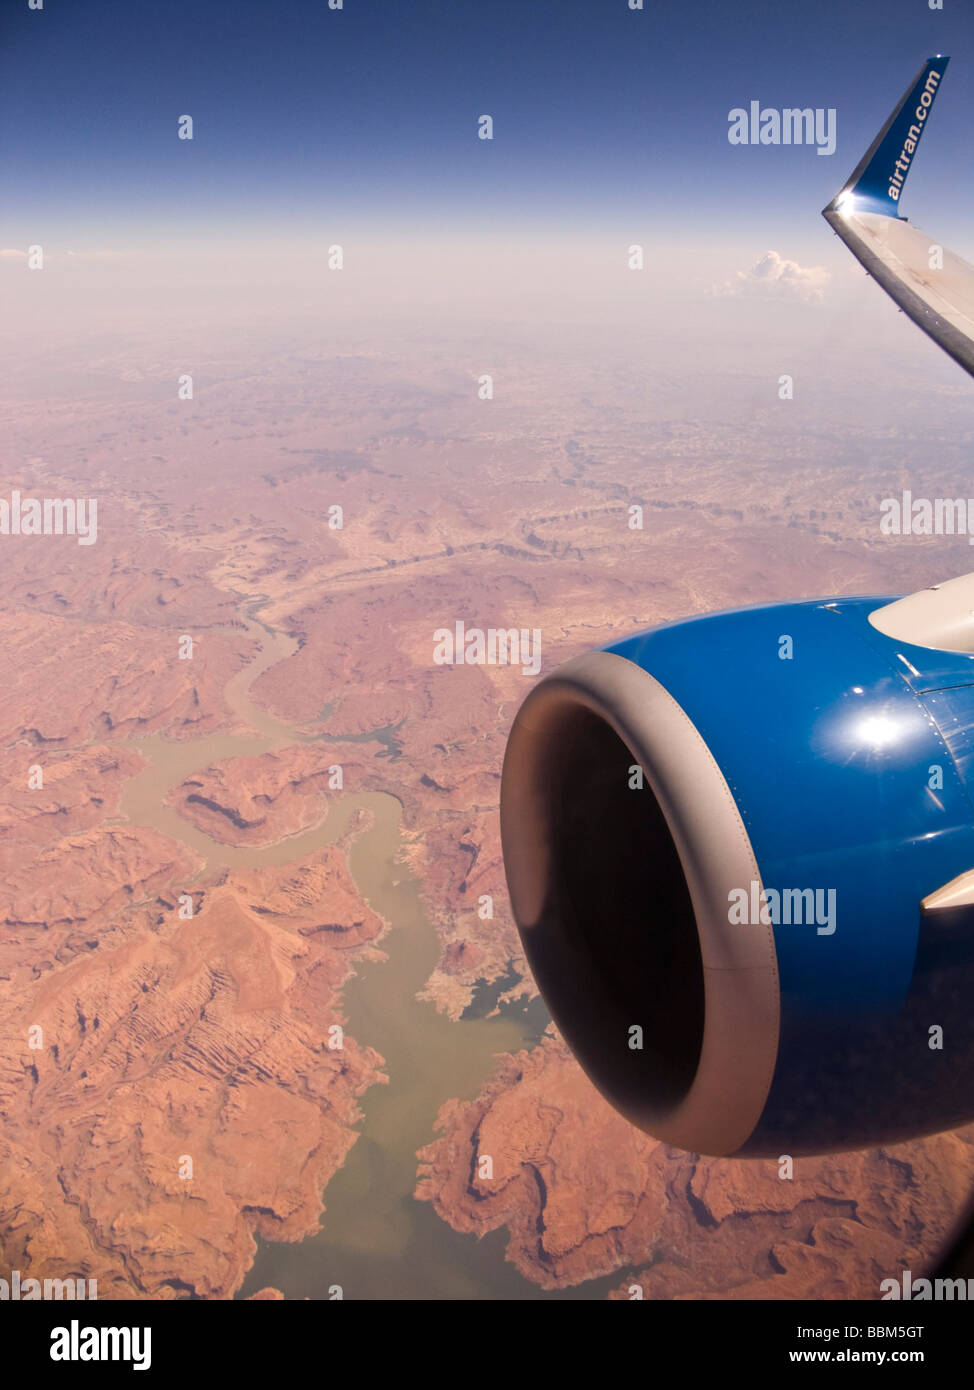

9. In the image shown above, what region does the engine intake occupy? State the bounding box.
[501,578,974,1156]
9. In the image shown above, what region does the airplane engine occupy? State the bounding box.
[500,576,974,1156]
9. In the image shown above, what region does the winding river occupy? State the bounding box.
[113,601,617,1299]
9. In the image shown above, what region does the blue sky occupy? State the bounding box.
[2,0,973,248]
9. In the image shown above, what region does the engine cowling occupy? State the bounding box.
[500,575,974,1156]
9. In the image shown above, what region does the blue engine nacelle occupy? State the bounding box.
[500,576,974,1156]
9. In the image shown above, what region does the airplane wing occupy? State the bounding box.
[823,55,974,378]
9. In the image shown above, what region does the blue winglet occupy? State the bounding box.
[830,56,949,219]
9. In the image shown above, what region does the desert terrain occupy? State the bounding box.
[2,288,974,1298]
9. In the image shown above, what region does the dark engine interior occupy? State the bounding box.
[521,703,705,1127]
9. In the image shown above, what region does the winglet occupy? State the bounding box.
[825,56,949,220]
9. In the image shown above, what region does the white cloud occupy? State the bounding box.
[715,250,830,304]
[0,248,27,259]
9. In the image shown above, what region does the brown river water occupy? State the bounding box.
[111,602,617,1299]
